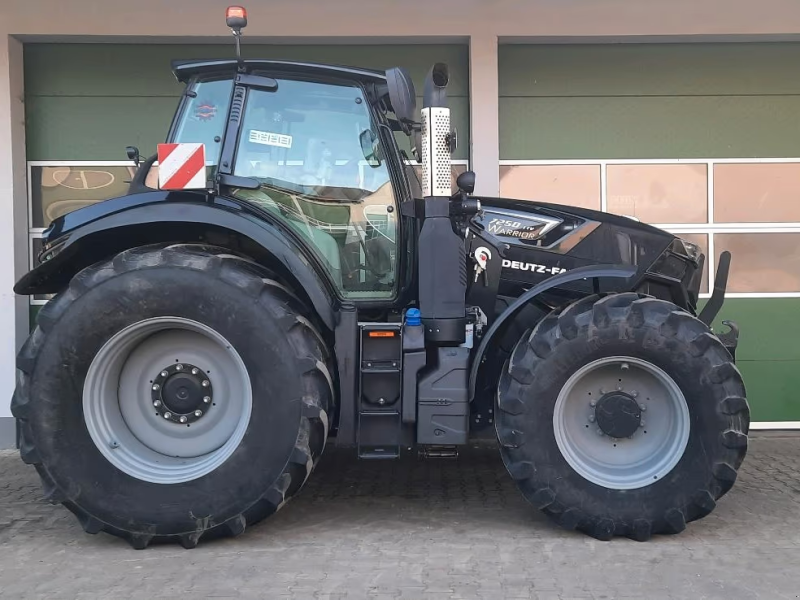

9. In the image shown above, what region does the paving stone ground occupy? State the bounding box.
[1,433,800,599]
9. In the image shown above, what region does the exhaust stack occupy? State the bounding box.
[416,62,467,345]
[420,63,452,198]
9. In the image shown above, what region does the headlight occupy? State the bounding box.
[38,235,69,263]
[677,238,701,262]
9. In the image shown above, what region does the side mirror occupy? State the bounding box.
[385,67,417,134]
[126,145,141,167]
[359,129,382,167]
[456,170,476,194]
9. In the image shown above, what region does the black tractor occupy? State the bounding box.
[11,7,749,549]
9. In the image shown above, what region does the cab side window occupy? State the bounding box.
[232,79,399,300]
[172,78,234,171]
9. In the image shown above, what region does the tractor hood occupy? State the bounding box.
[476,195,675,239]
[473,195,704,308]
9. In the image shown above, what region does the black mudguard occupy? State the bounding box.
[468,264,638,401]
[16,190,339,331]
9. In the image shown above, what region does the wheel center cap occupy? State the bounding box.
[595,392,641,438]
[162,374,203,414]
[152,363,213,424]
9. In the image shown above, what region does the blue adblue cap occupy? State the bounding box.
[405,308,421,326]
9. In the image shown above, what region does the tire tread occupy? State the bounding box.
[11,244,333,549]
[495,292,749,541]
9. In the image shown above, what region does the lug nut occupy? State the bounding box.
[639,420,646,428]
[160,371,168,378]
[175,364,183,371]
[152,384,160,391]
[597,428,604,436]
[153,400,162,408]
[590,400,597,407]
[378,398,386,405]
[599,388,605,395]
[639,404,647,412]
[164,412,172,419]
[194,410,203,417]
[192,368,199,375]
[617,384,623,391]
[203,396,211,404]
[621,362,629,371]
[180,416,188,423]
[202,380,210,388]
[631,391,639,398]
[588,414,596,423]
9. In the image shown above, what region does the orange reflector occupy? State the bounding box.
[368,331,396,338]
[226,6,247,19]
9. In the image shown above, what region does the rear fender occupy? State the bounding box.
[468,264,637,401]
[16,198,339,331]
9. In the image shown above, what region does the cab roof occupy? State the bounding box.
[171,59,388,84]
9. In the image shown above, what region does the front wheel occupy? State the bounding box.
[12,244,333,549]
[495,293,750,541]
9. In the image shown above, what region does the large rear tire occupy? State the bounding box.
[12,244,333,549]
[495,293,749,541]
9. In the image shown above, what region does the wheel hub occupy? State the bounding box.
[152,363,213,424]
[594,392,641,438]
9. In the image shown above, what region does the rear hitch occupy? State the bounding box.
[716,320,739,361]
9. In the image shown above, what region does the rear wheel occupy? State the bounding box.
[12,244,333,549]
[495,293,749,540]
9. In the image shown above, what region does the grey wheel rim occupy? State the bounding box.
[83,317,252,484]
[553,356,690,490]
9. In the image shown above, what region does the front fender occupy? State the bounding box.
[16,192,339,330]
[468,264,637,401]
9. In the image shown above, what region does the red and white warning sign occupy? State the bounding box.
[157,143,207,190]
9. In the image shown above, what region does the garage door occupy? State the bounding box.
[23,41,469,321]
[499,42,800,425]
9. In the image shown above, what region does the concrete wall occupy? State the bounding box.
[0,36,30,444]
[5,0,800,38]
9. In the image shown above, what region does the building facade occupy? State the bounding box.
[2,0,800,447]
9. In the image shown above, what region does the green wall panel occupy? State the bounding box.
[25,97,179,161]
[707,298,800,422]
[29,306,41,330]
[499,43,800,160]
[499,95,800,160]
[499,43,800,97]
[735,361,800,422]
[25,43,469,160]
[709,298,800,362]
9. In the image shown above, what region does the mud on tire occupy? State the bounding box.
[495,292,749,541]
[12,244,333,549]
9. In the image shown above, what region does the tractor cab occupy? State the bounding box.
[160,59,411,300]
